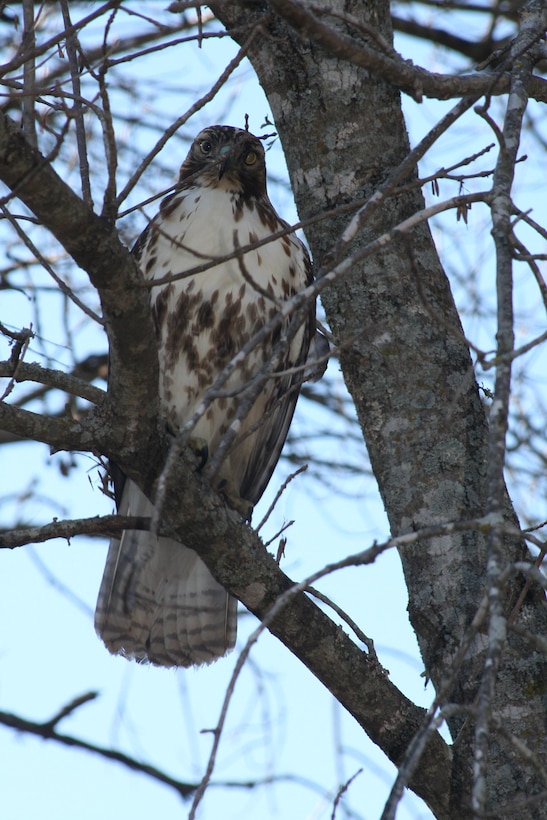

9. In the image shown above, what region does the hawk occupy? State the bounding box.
[95,125,325,667]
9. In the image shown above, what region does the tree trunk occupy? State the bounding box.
[214,1,547,815]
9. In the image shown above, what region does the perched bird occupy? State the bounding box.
[95,124,326,667]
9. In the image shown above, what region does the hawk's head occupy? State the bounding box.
[178,125,267,198]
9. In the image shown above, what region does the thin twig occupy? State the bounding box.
[307,587,376,658]
[21,0,37,148]
[0,704,196,799]
[263,521,294,550]
[256,465,308,532]
[0,324,34,401]
[331,768,364,820]
[41,692,98,730]
[60,0,93,207]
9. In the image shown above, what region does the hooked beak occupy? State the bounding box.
[218,144,234,179]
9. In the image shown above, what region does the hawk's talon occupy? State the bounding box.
[165,422,209,471]
[188,436,209,472]
[217,478,254,520]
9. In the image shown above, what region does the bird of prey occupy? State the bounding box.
[95,124,325,667]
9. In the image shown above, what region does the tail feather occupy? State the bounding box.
[95,480,236,667]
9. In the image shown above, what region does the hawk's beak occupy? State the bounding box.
[218,145,234,180]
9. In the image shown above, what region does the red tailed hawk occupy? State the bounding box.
[95,125,325,667]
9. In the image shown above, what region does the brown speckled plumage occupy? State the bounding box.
[95,125,322,667]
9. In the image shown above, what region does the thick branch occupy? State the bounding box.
[0,359,106,405]
[268,0,547,102]
[153,449,452,816]
[0,401,90,452]
[0,514,149,549]
[391,15,508,63]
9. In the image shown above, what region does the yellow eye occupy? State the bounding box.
[200,140,212,154]
[244,151,257,166]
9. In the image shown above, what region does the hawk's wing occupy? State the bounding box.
[239,304,316,506]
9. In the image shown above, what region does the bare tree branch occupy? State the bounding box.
[0,358,105,404]
[473,4,544,810]
[0,514,150,548]
[268,0,547,102]
[0,701,197,799]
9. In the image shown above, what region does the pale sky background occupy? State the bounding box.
[1,5,546,820]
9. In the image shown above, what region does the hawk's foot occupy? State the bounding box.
[165,416,209,472]
[165,414,179,439]
[217,477,253,521]
[187,436,209,472]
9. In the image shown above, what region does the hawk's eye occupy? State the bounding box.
[200,140,213,154]
[244,151,257,166]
